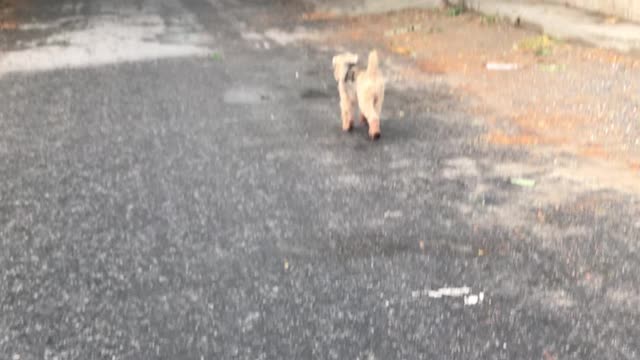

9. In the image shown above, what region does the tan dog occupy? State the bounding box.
[332,50,385,140]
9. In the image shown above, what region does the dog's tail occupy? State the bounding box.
[366,50,380,76]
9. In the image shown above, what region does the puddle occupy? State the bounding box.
[0,8,211,76]
[263,27,319,46]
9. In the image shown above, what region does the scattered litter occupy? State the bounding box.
[295,71,299,79]
[384,24,422,37]
[538,64,566,72]
[478,248,485,256]
[211,52,223,61]
[384,210,403,219]
[429,287,470,298]
[464,292,485,306]
[510,177,536,188]
[414,287,485,305]
[284,259,289,270]
[263,41,271,50]
[270,114,275,120]
[419,240,425,250]
[412,286,471,299]
[486,62,519,71]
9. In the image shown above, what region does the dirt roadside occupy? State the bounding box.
[299,7,640,195]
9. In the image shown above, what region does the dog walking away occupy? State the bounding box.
[332,50,385,140]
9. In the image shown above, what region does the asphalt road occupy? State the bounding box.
[1,0,640,359]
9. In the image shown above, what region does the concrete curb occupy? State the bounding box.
[314,0,444,16]
[312,0,640,53]
[469,0,640,53]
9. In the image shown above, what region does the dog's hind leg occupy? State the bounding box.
[341,99,354,131]
[374,91,384,119]
[359,97,381,140]
[369,93,384,139]
[339,83,354,131]
[359,112,368,126]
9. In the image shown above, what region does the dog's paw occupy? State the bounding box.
[370,132,381,140]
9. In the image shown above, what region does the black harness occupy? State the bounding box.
[344,63,357,83]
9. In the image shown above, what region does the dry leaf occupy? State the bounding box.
[392,46,412,56]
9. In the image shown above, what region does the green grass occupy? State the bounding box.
[447,5,465,17]
[480,14,498,25]
[516,35,556,56]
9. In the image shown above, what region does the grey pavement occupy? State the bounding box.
[312,0,640,53]
[1,0,640,359]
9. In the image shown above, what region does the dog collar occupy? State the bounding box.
[344,63,357,83]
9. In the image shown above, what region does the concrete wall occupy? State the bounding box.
[544,0,640,22]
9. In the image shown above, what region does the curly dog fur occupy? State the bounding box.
[332,50,385,140]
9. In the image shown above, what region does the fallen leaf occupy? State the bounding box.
[392,46,412,56]
[538,64,566,72]
[516,35,555,56]
[511,177,536,188]
[0,21,17,30]
[486,62,519,71]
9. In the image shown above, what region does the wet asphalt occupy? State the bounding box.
[1,0,640,359]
